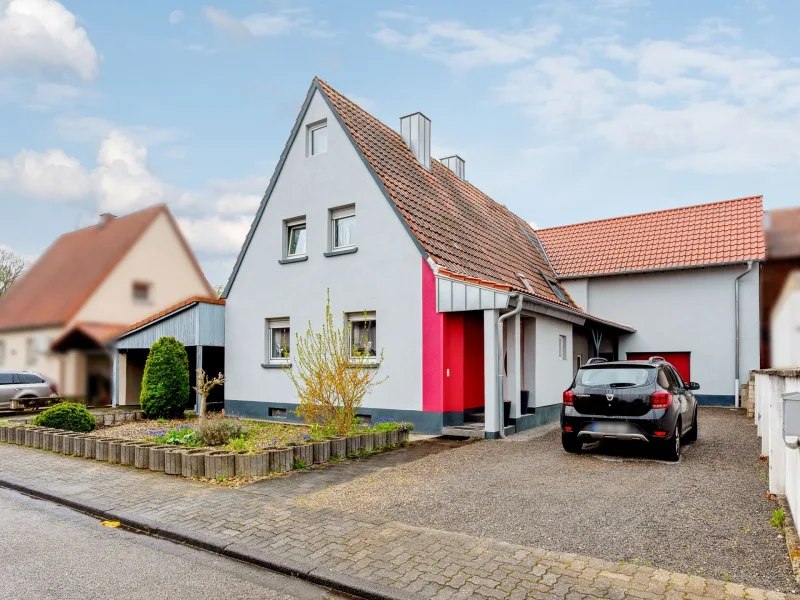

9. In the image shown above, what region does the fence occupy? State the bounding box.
[753,368,800,519]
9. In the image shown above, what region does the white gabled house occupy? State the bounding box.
[221,78,632,436]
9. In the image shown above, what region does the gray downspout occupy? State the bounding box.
[496,294,522,439]
[734,261,754,409]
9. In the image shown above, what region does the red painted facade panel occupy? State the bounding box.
[626,352,691,383]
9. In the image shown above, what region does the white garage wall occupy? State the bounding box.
[533,314,573,407]
[574,265,759,401]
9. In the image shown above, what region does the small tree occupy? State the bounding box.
[0,248,26,296]
[285,291,386,436]
[140,336,190,418]
[193,368,226,419]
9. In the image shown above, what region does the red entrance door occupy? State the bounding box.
[626,352,691,383]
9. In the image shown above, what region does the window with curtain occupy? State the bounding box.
[348,312,377,359]
[331,206,355,250]
[266,319,290,363]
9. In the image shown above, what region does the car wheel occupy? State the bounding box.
[685,407,698,443]
[562,432,583,454]
[661,419,681,462]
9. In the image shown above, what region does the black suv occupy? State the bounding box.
[560,358,699,461]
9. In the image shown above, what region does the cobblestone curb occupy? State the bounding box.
[0,473,417,600]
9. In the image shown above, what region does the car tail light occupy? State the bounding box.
[654,430,667,437]
[563,390,574,406]
[651,391,671,409]
[564,426,573,432]
[49,384,57,395]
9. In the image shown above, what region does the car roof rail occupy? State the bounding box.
[648,356,666,364]
[585,358,608,365]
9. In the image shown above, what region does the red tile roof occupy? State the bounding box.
[536,196,765,278]
[122,296,224,335]
[315,78,577,310]
[766,206,800,259]
[0,204,213,332]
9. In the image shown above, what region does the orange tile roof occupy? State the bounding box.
[536,196,766,278]
[123,296,224,335]
[0,204,214,332]
[766,206,800,259]
[315,78,577,310]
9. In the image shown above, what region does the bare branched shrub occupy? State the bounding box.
[285,291,386,436]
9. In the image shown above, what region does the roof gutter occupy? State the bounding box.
[554,259,763,281]
[495,294,522,439]
[734,261,754,409]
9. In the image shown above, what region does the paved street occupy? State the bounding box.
[0,429,797,600]
[0,487,349,600]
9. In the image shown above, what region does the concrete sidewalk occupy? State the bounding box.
[0,443,794,600]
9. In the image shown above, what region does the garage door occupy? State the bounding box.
[626,352,691,383]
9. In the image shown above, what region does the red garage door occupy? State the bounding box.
[626,352,691,383]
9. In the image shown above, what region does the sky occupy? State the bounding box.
[1,0,799,288]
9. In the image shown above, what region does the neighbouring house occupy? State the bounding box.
[771,271,800,368]
[761,206,800,368]
[0,205,215,404]
[221,77,633,436]
[537,196,765,407]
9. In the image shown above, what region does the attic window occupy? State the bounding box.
[540,271,568,303]
[132,281,151,303]
[308,121,327,156]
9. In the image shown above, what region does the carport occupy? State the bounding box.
[112,297,225,412]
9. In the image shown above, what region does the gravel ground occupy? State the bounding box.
[301,407,796,592]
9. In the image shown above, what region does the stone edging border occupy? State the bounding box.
[0,472,419,600]
[0,423,411,481]
[777,495,800,583]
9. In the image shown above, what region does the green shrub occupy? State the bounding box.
[197,418,242,446]
[34,402,96,432]
[140,336,190,418]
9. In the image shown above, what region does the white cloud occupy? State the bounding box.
[211,175,269,214]
[0,147,91,201]
[92,131,167,213]
[203,6,330,42]
[372,15,561,68]
[53,116,183,147]
[494,28,800,173]
[168,9,184,25]
[0,0,100,80]
[176,215,251,254]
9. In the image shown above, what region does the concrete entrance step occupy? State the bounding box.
[442,423,485,438]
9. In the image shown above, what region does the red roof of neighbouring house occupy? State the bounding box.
[0,204,214,332]
[122,295,224,335]
[766,206,800,259]
[314,78,577,310]
[536,196,766,278]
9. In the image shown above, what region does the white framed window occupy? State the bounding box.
[558,335,567,360]
[286,219,307,257]
[330,206,355,250]
[132,281,151,303]
[308,121,327,156]
[266,318,291,363]
[348,312,377,360]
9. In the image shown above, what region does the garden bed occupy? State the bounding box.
[0,417,412,485]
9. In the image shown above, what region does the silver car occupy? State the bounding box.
[0,371,57,410]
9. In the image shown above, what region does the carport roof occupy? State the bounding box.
[537,196,765,278]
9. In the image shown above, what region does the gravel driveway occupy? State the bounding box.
[301,408,796,592]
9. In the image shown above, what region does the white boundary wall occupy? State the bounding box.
[754,369,800,522]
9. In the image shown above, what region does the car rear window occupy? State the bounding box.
[576,366,656,388]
